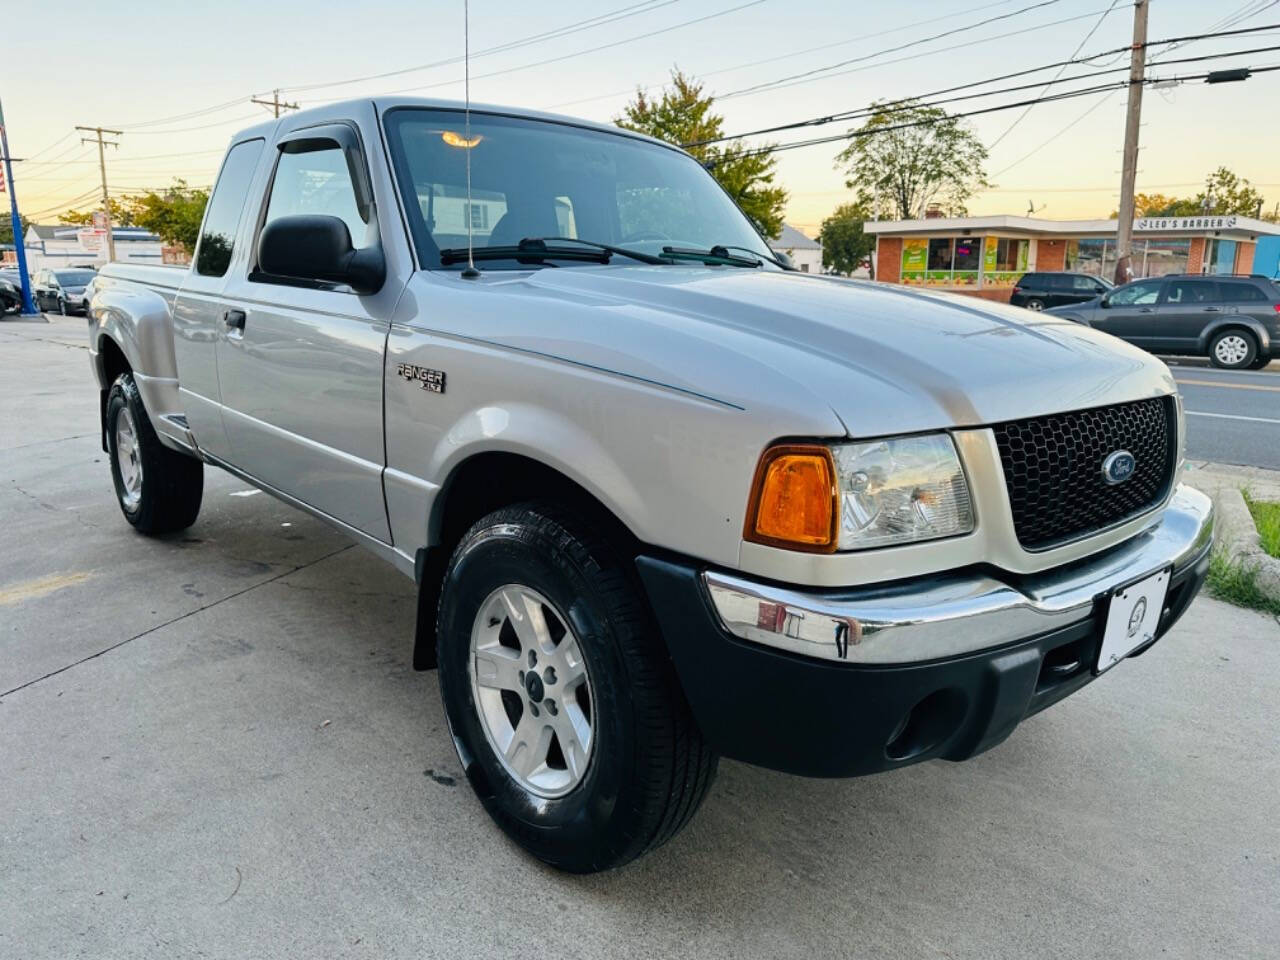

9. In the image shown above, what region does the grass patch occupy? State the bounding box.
[1206,548,1280,616]
[1243,493,1280,559]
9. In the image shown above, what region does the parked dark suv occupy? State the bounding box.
[1046,274,1280,369]
[1010,271,1112,311]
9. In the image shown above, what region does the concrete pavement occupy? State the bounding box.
[2,316,1278,959]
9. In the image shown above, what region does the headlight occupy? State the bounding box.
[831,434,973,549]
[745,434,973,552]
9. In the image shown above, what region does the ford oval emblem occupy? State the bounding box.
[1102,449,1136,485]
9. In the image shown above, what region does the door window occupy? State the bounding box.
[1220,282,1267,302]
[1072,275,1100,291]
[263,143,374,253]
[196,139,265,277]
[1164,280,1219,304]
[1109,280,1162,305]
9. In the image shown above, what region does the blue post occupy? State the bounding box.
[0,98,41,317]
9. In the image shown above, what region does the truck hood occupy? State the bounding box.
[419,265,1176,437]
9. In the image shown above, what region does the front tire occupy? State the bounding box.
[1025,298,1045,312]
[106,373,203,534]
[1209,330,1257,369]
[58,298,67,316]
[436,504,718,872]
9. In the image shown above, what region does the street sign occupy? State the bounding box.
[91,210,107,229]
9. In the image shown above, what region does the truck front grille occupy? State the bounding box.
[992,396,1177,550]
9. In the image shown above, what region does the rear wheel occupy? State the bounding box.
[1209,330,1257,369]
[1024,298,1045,312]
[436,503,717,872]
[106,372,203,534]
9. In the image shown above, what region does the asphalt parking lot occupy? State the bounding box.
[3,316,1279,959]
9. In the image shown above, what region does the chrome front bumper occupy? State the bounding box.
[704,484,1214,665]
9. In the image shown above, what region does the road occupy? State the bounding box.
[1163,358,1280,470]
[2,315,1278,959]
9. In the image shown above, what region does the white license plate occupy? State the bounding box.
[1098,568,1170,673]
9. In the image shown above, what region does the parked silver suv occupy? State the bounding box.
[85,98,1213,871]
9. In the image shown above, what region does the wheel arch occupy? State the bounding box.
[411,450,645,671]
[1198,318,1270,356]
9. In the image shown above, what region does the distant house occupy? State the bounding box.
[20,224,165,273]
[770,223,822,274]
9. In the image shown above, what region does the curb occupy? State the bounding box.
[1198,482,1280,596]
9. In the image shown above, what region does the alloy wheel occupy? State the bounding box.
[469,584,595,798]
[115,407,143,510]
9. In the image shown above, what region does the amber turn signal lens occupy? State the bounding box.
[745,444,839,552]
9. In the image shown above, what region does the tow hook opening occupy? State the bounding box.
[885,688,968,762]
[1038,635,1090,690]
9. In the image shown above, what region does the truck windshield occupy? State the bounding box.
[383,107,777,271]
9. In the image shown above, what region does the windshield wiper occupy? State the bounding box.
[439,236,668,267]
[661,245,764,268]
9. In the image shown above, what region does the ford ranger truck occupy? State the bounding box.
[86,98,1214,873]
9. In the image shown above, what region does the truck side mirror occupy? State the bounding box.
[257,215,385,295]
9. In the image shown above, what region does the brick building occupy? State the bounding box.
[865,214,1280,301]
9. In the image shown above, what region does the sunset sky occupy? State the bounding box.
[4,0,1278,236]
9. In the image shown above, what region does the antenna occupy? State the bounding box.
[460,0,480,280]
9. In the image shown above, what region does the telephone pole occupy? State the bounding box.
[1114,0,1148,285]
[250,90,299,118]
[77,125,121,262]
[0,98,40,315]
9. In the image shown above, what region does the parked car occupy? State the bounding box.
[1010,271,1113,311]
[32,268,97,315]
[85,98,1212,872]
[1047,274,1280,369]
[0,275,21,314]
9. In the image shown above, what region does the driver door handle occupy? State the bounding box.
[1203,306,1220,312]
[223,308,246,331]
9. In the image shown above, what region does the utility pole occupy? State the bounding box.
[1114,0,1148,285]
[250,89,299,118]
[77,125,121,262]
[0,98,40,316]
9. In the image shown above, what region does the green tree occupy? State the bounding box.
[1195,167,1266,216]
[128,180,209,251]
[58,197,135,227]
[819,203,875,277]
[616,70,788,239]
[0,212,28,246]
[836,100,990,220]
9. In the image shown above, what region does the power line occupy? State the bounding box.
[690,40,1280,148]
[546,0,1029,109]
[371,0,768,98]
[987,0,1122,149]
[717,12,1280,102]
[250,91,299,118]
[281,0,681,95]
[124,113,264,134]
[718,0,1065,101]
[721,63,1280,160]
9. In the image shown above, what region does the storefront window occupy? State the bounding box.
[1141,238,1190,277]
[1066,238,1107,277]
[1205,238,1237,275]
[952,238,981,286]
[900,238,928,284]
[983,237,1028,286]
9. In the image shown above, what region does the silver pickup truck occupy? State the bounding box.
[87,97,1213,872]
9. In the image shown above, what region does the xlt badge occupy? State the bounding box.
[397,363,446,394]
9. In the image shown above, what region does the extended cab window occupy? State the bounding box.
[1220,282,1267,302]
[263,143,373,251]
[196,139,265,277]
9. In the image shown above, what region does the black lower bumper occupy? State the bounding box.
[637,544,1210,779]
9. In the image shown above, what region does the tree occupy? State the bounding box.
[616,70,788,239]
[819,203,875,277]
[58,198,135,227]
[128,180,208,251]
[836,100,990,220]
[0,212,28,246]
[1113,168,1271,219]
